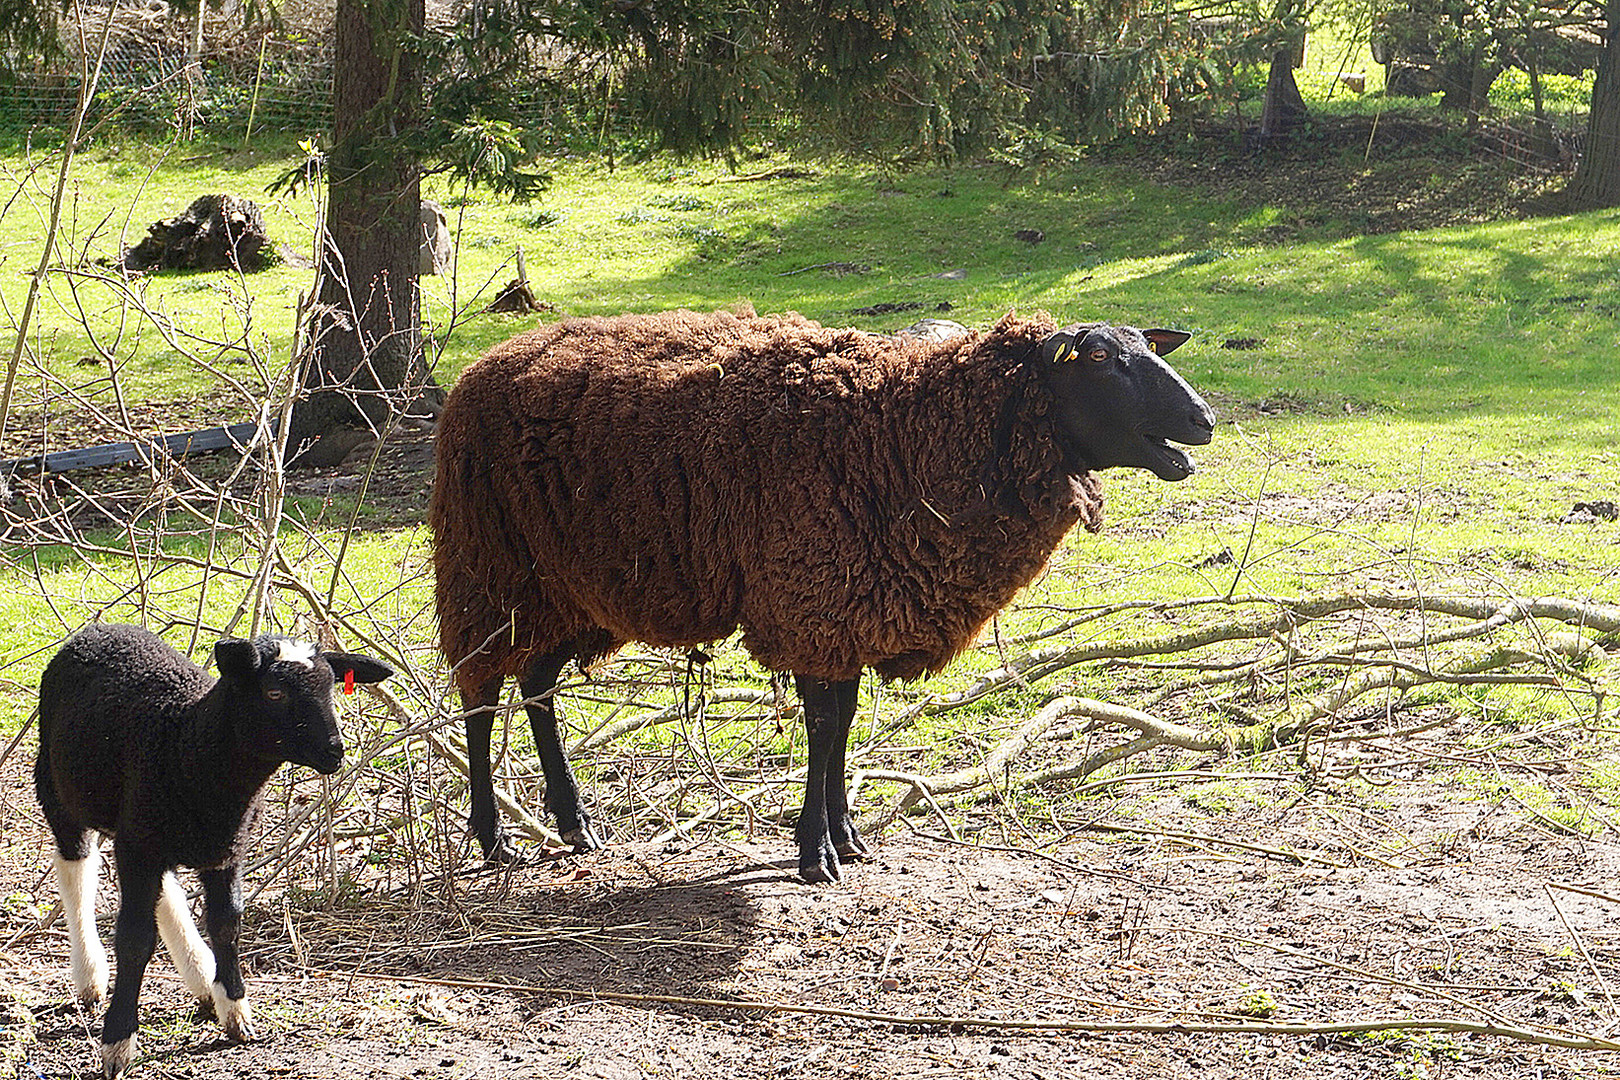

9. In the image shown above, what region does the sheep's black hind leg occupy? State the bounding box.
[520,646,600,853]
[823,676,868,862]
[462,675,521,862]
[199,866,254,1043]
[794,675,861,883]
[101,848,163,1078]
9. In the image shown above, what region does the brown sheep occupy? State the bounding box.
[430,306,1214,882]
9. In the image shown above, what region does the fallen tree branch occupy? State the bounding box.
[308,967,1620,1051]
[857,697,1269,810]
[945,593,1620,713]
[576,688,774,753]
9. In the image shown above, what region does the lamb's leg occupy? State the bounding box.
[101,851,163,1078]
[38,754,109,1005]
[823,676,868,861]
[52,836,109,1006]
[199,866,254,1043]
[520,646,600,853]
[155,871,215,1003]
[462,674,521,862]
[794,675,860,883]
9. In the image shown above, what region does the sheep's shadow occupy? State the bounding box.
[266,848,797,1015]
[392,857,778,1004]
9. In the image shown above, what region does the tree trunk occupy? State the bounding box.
[1570,0,1620,209]
[1256,44,1307,147]
[286,0,442,467]
[1527,57,1557,160]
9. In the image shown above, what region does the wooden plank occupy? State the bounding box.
[0,422,263,475]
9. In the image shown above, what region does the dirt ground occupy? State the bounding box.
[7,736,1620,1080]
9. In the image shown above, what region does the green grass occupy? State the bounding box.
[0,126,1616,803]
[22,138,1618,405]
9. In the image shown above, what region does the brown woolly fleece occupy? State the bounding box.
[430,307,1104,690]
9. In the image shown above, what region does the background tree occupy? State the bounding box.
[0,0,58,61]
[285,0,1216,461]
[1570,0,1620,206]
[297,0,1491,459]
[283,0,432,466]
[1258,0,1310,144]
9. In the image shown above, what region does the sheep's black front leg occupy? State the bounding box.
[794,675,861,883]
[520,647,600,853]
[102,852,162,1078]
[199,866,254,1043]
[822,676,867,861]
[462,675,521,863]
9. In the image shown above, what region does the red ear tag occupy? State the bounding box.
[344,669,355,695]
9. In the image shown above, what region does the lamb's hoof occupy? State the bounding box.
[76,976,108,1008]
[74,955,110,1006]
[212,985,255,1043]
[100,1034,136,1078]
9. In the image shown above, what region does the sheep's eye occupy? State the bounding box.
[1088,348,1110,363]
[265,686,286,703]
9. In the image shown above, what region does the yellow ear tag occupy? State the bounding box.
[1054,342,1072,363]
[1148,340,1159,354]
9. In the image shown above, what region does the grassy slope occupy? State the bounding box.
[0,132,1616,740]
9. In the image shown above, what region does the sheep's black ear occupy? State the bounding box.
[322,652,394,685]
[1143,329,1191,356]
[1040,327,1082,364]
[215,638,261,681]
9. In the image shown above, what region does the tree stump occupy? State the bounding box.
[122,194,277,272]
[420,199,453,276]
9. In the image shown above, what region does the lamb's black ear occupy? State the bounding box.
[322,652,394,685]
[1143,329,1191,355]
[1040,326,1082,364]
[215,638,261,681]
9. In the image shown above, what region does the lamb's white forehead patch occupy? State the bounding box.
[273,639,317,668]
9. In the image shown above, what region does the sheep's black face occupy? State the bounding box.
[215,637,394,775]
[1038,324,1215,481]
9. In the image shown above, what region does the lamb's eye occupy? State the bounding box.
[265,686,286,703]
[1089,348,1110,363]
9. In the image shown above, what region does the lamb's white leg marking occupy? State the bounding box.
[156,872,215,1001]
[211,982,255,1043]
[54,847,108,1005]
[100,1032,136,1078]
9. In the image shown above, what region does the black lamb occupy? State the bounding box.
[431,308,1215,882]
[34,623,392,1078]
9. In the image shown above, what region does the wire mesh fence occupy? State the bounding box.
[0,0,336,139]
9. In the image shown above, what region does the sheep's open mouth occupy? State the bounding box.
[1144,435,1197,481]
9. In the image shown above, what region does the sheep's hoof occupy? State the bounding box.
[562,819,603,854]
[100,1034,136,1079]
[798,860,840,884]
[481,831,525,865]
[832,820,869,860]
[798,843,842,884]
